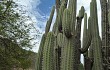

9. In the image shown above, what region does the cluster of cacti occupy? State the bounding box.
[36,0,110,70]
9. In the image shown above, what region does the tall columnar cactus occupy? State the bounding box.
[90,0,103,70]
[60,5,85,70]
[79,15,92,53]
[68,0,77,34]
[58,2,67,32]
[61,36,76,70]
[45,6,55,34]
[36,0,110,70]
[57,33,63,47]
[62,9,72,38]
[100,0,110,69]
[75,6,85,64]
[36,34,46,70]
[42,32,55,70]
[100,0,109,49]
[36,6,55,70]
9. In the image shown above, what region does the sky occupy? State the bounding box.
[14,0,101,54]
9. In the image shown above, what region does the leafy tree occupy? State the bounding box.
[0,0,37,48]
[0,0,38,69]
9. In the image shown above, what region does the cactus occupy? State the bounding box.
[53,36,60,70]
[57,33,63,47]
[68,0,77,34]
[75,6,85,64]
[36,0,110,70]
[52,15,59,36]
[61,36,77,70]
[57,2,66,33]
[78,63,84,70]
[79,16,92,53]
[90,0,103,70]
[62,9,72,38]
[42,32,55,70]
[78,6,85,19]
[36,34,46,70]
[45,6,55,34]
[101,0,110,69]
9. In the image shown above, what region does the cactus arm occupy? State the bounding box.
[77,6,85,19]
[57,3,66,33]
[74,7,85,64]
[90,0,103,70]
[68,0,77,34]
[57,33,63,47]
[42,32,55,70]
[62,9,72,38]
[68,0,77,16]
[61,36,77,70]
[45,6,55,34]
[36,34,46,70]
[79,15,92,53]
[76,6,85,38]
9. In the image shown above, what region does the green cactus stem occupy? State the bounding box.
[79,16,92,53]
[52,15,60,36]
[101,0,110,69]
[53,35,59,70]
[77,6,85,19]
[45,6,55,34]
[61,36,77,70]
[68,0,77,34]
[75,7,85,64]
[78,63,84,70]
[62,9,72,38]
[42,32,55,70]
[57,2,66,33]
[36,34,46,70]
[100,0,109,49]
[68,0,77,16]
[76,7,85,38]
[54,36,61,70]
[92,37,103,70]
[90,0,103,70]
[61,0,68,7]
[57,33,63,47]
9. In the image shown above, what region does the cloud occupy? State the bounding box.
[14,0,50,52]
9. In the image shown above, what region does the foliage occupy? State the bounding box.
[0,0,38,69]
[0,0,37,48]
